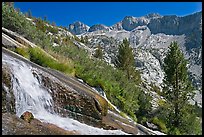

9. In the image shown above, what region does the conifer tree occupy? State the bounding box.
[51,21,56,26]
[44,16,47,22]
[94,45,103,59]
[163,41,194,129]
[115,38,135,79]
[80,36,84,43]
[84,36,89,44]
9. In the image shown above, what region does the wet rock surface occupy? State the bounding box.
[2,65,16,114]
[38,73,103,124]
[2,113,79,135]
[102,110,138,135]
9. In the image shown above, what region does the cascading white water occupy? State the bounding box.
[2,52,129,135]
[2,53,54,117]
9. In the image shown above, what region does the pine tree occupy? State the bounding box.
[51,21,56,26]
[115,38,135,79]
[80,36,84,43]
[135,90,152,121]
[94,45,103,59]
[163,41,194,129]
[84,36,88,44]
[43,16,47,22]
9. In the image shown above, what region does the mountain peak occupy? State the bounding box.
[68,12,201,34]
[145,13,162,19]
[68,21,90,35]
[122,15,149,31]
[89,24,109,32]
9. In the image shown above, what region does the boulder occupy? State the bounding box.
[145,122,159,130]
[20,111,34,123]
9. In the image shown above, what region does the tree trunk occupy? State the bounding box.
[174,63,179,127]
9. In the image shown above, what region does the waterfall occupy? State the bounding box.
[3,53,53,117]
[2,52,129,135]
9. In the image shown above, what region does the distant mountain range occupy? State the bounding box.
[68,12,201,37]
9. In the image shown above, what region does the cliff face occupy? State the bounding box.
[148,12,202,36]
[121,16,150,31]
[147,12,202,50]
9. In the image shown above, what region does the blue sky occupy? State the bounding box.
[14,2,202,27]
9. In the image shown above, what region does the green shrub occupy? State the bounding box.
[150,83,162,95]
[168,127,181,135]
[140,116,147,125]
[119,111,128,119]
[28,47,73,74]
[14,47,30,59]
[2,4,52,50]
[47,26,58,34]
[152,117,168,133]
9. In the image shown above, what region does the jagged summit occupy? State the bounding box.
[68,21,90,35]
[145,13,162,19]
[89,24,109,32]
[121,15,150,31]
[68,11,202,36]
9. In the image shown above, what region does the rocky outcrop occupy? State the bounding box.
[130,26,151,48]
[148,11,202,35]
[147,11,202,50]
[145,122,159,131]
[147,15,180,35]
[134,49,164,86]
[89,24,109,32]
[68,21,90,35]
[37,73,104,124]
[110,21,123,31]
[2,65,16,114]
[122,16,150,31]
[145,13,162,19]
[102,110,138,135]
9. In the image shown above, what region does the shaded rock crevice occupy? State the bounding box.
[2,65,16,114]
